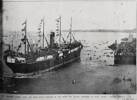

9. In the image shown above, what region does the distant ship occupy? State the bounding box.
[108,33,136,65]
[3,17,83,74]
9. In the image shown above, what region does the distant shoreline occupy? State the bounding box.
[3,29,136,37]
[62,29,136,33]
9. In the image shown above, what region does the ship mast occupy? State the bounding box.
[22,20,27,55]
[42,18,49,48]
[70,17,72,44]
[59,16,61,46]
[11,38,13,51]
[22,20,33,56]
[42,18,45,48]
[56,16,62,46]
[66,17,76,44]
[38,18,49,48]
[25,20,28,55]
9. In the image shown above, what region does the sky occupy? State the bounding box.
[3,0,136,32]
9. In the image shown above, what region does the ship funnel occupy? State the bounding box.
[50,32,55,48]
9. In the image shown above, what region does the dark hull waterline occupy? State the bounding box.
[114,55,136,65]
[6,49,82,74]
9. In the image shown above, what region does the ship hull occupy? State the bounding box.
[114,55,136,65]
[6,48,82,74]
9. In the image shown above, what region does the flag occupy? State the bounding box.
[22,20,26,25]
[21,38,25,43]
[21,36,27,44]
[56,19,59,22]
[38,40,40,42]
[17,43,21,51]
[40,21,42,24]
[41,18,44,23]
[38,27,41,30]
[38,34,42,37]
[21,26,26,31]
[18,43,21,48]
[56,34,59,36]
[21,28,25,32]
[56,17,60,22]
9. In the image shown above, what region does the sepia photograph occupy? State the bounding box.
[1,0,136,97]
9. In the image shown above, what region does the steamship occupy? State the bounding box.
[108,33,136,65]
[4,17,83,74]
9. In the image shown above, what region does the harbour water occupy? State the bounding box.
[2,32,136,94]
